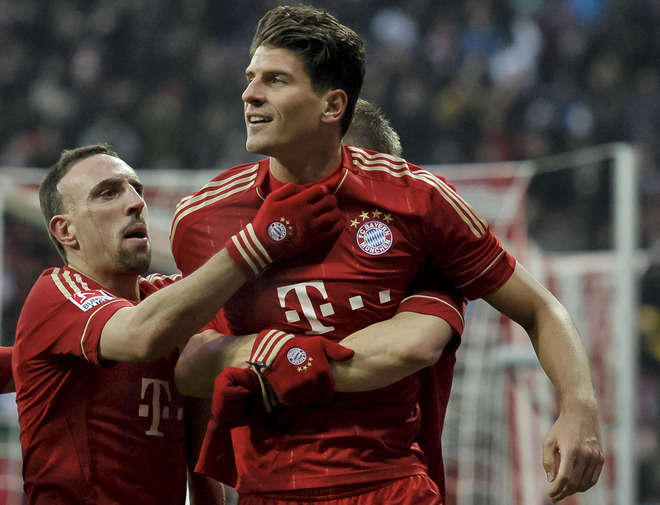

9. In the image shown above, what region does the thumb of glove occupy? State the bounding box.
[322,340,355,362]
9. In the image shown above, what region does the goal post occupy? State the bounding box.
[530,142,639,505]
[611,143,639,505]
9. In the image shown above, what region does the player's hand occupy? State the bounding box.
[248,329,355,408]
[542,400,604,502]
[210,366,261,424]
[225,184,343,276]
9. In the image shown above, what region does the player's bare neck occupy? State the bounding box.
[269,146,342,185]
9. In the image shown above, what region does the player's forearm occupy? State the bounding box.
[485,263,598,408]
[532,304,603,501]
[176,312,456,396]
[175,330,255,397]
[101,249,246,362]
[332,312,454,392]
[486,263,603,499]
[530,302,598,409]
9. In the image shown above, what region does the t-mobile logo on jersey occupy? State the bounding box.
[278,281,335,335]
[138,378,183,436]
[277,281,392,334]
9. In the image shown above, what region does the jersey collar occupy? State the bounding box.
[256,149,352,199]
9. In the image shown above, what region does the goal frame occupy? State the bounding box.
[536,143,639,505]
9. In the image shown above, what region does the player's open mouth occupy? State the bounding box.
[123,224,149,244]
[247,114,271,127]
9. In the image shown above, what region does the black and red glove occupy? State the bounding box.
[195,367,262,483]
[225,183,342,277]
[248,329,355,408]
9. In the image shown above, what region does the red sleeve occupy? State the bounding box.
[0,347,13,392]
[419,169,517,300]
[397,292,465,335]
[78,300,134,364]
[15,269,135,366]
[397,268,466,343]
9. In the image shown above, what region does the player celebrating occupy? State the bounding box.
[174,97,465,501]
[171,5,604,505]
[13,143,342,505]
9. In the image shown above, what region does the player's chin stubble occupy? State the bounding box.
[117,247,151,276]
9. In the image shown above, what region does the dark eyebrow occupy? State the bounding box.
[246,69,291,80]
[89,177,144,198]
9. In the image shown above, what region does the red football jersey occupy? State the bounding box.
[13,267,186,505]
[171,146,515,493]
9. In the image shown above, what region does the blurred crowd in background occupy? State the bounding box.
[0,0,657,202]
[2,0,660,502]
[2,0,660,244]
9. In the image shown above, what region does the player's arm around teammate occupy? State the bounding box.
[175,309,460,398]
[14,143,342,505]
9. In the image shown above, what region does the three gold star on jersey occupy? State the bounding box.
[350,209,393,227]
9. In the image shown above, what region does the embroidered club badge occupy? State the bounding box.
[356,220,393,255]
[286,347,308,366]
[267,221,288,241]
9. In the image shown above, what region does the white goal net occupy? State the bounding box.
[0,143,639,504]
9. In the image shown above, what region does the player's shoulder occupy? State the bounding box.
[173,160,264,220]
[345,145,450,189]
[21,267,117,319]
[33,267,87,296]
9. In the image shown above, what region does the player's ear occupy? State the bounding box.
[49,215,78,249]
[322,89,347,125]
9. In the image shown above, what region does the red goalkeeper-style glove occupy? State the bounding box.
[225,183,343,277]
[248,329,355,408]
[195,367,264,484]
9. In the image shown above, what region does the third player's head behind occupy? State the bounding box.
[343,98,403,157]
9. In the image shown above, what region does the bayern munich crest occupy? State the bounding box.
[267,221,288,241]
[286,347,308,366]
[356,220,393,255]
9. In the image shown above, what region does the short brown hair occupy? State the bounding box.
[343,99,402,156]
